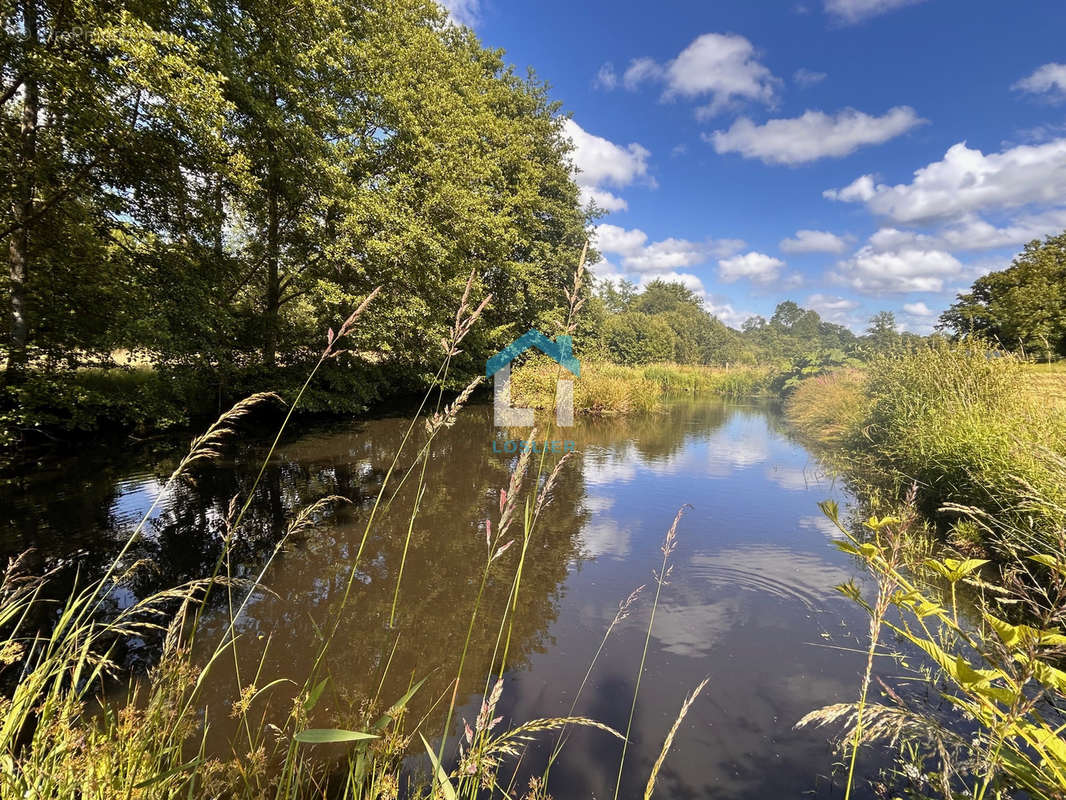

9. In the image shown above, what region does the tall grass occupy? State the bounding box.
[0,258,708,799]
[786,343,1066,555]
[511,359,767,417]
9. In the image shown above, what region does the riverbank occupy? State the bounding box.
[510,358,769,415]
[784,345,1066,556]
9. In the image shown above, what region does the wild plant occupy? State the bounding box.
[800,489,1066,799]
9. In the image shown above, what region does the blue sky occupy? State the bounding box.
[442,0,1066,332]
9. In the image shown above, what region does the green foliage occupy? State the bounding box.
[770,348,863,393]
[1,0,591,439]
[601,312,677,365]
[941,232,1066,359]
[787,343,1066,553]
[803,506,1066,800]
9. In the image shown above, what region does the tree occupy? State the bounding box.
[602,312,677,365]
[0,0,233,381]
[940,233,1066,358]
[865,311,900,352]
[632,279,702,315]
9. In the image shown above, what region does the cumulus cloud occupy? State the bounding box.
[780,229,848,253]
[939,208,1066,250]
[1012,63,1066,101]
[563,119,651,214]
[831,243,962,294]
[823,174,877,202]
[824,139,1066,223]
[708,107,924,165]
[807,293,860,312]
[823,0,927,24]
[594,223,744,273]
[793,68,827,87]
[718,251,786,284]
[622,33,780,117]
[902,301,935,316]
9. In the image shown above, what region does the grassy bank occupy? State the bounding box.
[786,347,1066,798]
[785,345,1066,555]
[510,358,768,415]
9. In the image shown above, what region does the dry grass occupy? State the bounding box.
[511,358,767,417]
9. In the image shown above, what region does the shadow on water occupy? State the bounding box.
[0,398,883,798]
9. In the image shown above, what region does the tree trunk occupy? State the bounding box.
[6,0,38,385]
[262,86,280,369]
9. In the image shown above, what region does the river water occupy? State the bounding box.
[1,398,881,798]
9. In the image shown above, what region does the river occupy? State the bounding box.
[1,397,881,798]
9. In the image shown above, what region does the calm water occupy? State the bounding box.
[1,399,880,798]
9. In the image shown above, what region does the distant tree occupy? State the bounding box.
[602,312,677,365]
[865,311,901,352]
[596,278,637,314]
[632,279,702,315]
[940,233,1066,358]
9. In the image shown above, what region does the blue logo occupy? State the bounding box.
[486,329,580,428]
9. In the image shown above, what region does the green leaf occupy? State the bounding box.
[419,733,458,800]
[303,677,329,714]
[294,729,378,744]
[372,676,428,733]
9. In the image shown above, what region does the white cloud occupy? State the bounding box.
[1012,63,1066,100]
[939,208,1066,250]
[623,33,780,117]
[867,227,937,251]
[563,119,651,214]
[709,107,923,165]
[593,62,619,91]
[583,188,629,213]
[807,293,860,312]
[593,223,744,273]
[824,0,927,24]
[794,68,827,87]
[832,244,962,294]
[594,223,648,256]
[902,301,934,316]
[780,229,848,253]
[705,296,757,328]
[826,139,1066,224]
[718,251,786,284]
[624,238,707,271]
[438,0,480,25]
[622,57,664,91]
[824,173,877,202]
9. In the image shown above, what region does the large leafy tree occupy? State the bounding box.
[940,233,1066,358]
[0,0,235,381]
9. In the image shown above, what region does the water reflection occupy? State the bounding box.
[0,399,878,798]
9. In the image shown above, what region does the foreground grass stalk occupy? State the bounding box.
[613,506,688,800]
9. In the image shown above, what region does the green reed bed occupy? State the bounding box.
[0,256,707,799]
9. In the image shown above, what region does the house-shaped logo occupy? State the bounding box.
[486,330,580,427]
